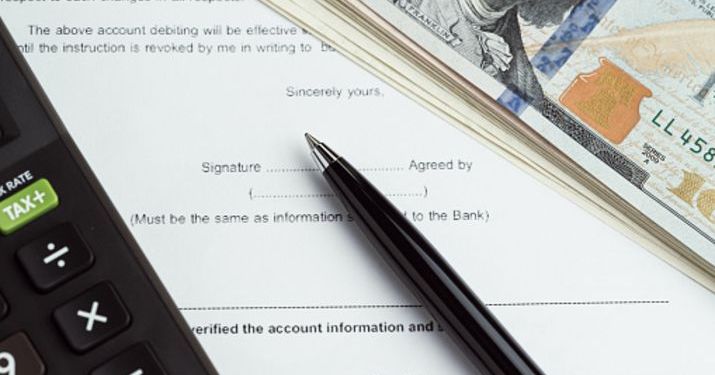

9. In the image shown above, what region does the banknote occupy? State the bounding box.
[357,0,715,266]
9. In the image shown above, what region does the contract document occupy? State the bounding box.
[3,1,715,374]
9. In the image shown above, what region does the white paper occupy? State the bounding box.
[3,2,714,373]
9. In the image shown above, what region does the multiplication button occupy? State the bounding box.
[17,224,94,292]
[92,343,167,375]
[53,283,131,353]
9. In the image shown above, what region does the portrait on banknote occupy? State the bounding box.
[393,0,581,108]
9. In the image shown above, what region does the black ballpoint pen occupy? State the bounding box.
[305,134,545,375]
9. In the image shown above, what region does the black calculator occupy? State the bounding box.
[0,19,218,374]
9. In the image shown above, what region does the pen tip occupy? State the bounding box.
[305,133,320,149]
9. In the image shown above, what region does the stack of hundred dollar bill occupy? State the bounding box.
[261,0,715,291]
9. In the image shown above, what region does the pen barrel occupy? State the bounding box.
[324,158,544,375]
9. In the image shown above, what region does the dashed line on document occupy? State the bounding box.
[180,300,670,311]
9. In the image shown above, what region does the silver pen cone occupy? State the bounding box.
[305,133,340,172]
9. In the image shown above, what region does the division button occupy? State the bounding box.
[0,178,59,235]
[53,283,131,353]
[0,293,7,320]
[92,343,167,375]
[17,224,94,292]
[0,332,46,375]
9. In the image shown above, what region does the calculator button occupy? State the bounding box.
[0,332,46,375]
[0,100,19,146]
[17,224,94,292]
[0,293,7,320]
[92,343,167,375]
[53,283,131,353]
[0,178,59,235]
